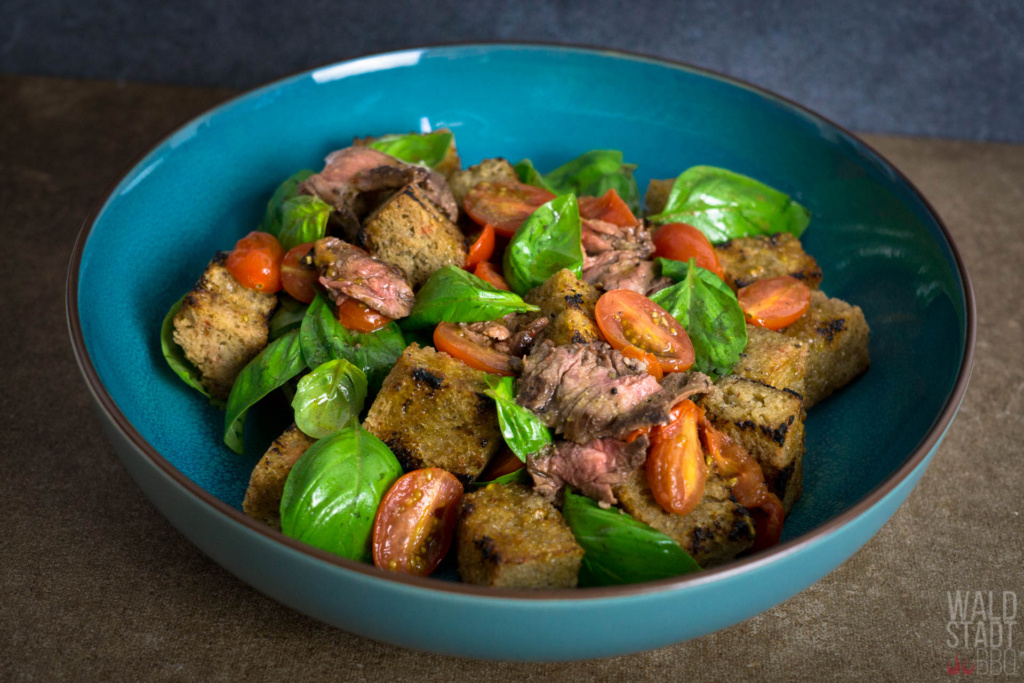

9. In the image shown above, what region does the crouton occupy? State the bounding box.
[732,324,809,398]
[696,376,805,514]
[645,178,675,215]
[523,269,602,346]
[781,290,870,407]
[614,465,755,568]
[242,424,316,530]
[172,253,277,399]
[457,483,583,588]
[714,233,823,291]
[362,344,501,481]
[354,129,461,178]
[448,158,518,207]
[361,184,468,288]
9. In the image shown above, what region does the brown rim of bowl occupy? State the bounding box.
[66,42,976,602]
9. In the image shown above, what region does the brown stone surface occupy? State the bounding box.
[1,74,1021,680]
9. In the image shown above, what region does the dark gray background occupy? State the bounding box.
[2,0,1022,142]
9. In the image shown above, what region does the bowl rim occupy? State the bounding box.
[66,41,977,602]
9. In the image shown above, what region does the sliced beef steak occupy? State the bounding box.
[461,314,550,359]
[580,217,655,258]
[528,435,650,506]
[313,237,415,319]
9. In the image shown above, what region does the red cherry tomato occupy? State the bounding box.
[372,468,463,576]
[737,275,812,330]
[478,447,524,482]
[578,188,636,228]
[336,297,392,333]
[280,242,319,303]
[463,181,555,237]
[594,289,695,373]
[464,224,496,270]
[433,322,514,376]
[647,400,707,516]
[473,261,511,291]
[652,223,725,280]
[619,344,664,381]
[226,231,283,293]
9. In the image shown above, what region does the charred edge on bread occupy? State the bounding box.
[564,292,585,308]
[571,331,587,344]
[691,526,714,554]
[729,508,756,542]
[475,536,501,565]
[815,318,847,343]
[775,461,795,498]
[411,367,444,389]
[385,438,420,472]
[759,414,795,447]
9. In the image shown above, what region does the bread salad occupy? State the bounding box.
[161,130,870,588]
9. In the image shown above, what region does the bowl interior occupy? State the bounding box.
[76,45,967,555]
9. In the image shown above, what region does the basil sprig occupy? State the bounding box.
[401,266,539,330]
[160,294,221,404]
[260,169,315,237]
[651,258,747,379]
[503,194,584,296]
[277,195,332,251]
[647,166,810,243]
[562,490,701,587]
[483,375,552,462]
[223,329,306,454]
[516,151,641,214]
[280,427,403,561]
[513,159,555,193]
[292,359,368,439]
[368,131,454,168]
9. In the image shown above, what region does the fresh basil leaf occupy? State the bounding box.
[651,257,748,378]
[280,427,403,562]
[292,359,368,439]
[471,468,532,488]
[277,195,332,251]
[401,266,539,330]
[543,150,641,215]
[368,131,454,168]
[648,166,810,243]
[513,159,555,193]
[562,489,701,586]
[269,297,309,341]
[483,375,552,462]
[299,294,406,394]
[503,194,584,295]
[260,169,315,237]
[160,295,226,407]
[223,329,306,454]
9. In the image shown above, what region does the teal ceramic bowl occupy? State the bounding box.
[68,45,974,661]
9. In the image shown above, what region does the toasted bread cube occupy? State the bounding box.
[363,344,501,481]
[697,376,805,514]
[361,184,468,288]
[354,129,461,178]
[732,324,809,398]
[614,466,755,567]
[714,233,823,291]
[172,253,277,399]
[645,178,675,215]
[523,269,602,346]
[457,483,583,588]
[448,158,518,207]
[781,290,870,407]
[242,424,316,530]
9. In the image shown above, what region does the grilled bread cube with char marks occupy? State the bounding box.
[781,290,870,408]
[732,324,809,399]
[457,483,584,588]
[714,233,823,291]
[696,376,805,514]
[523,268,603,346]
[447,158,518,208]
[242,424,316,530]
[362,344,502,482]
[172,252,277,400]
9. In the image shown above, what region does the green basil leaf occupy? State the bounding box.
[483,375,552,462]
[277,195,332,251]
[401,266,539,330]
[280,427,403,562]
[223,329,306,454]
[502,194,584,295]
[648,166,810,243]
[292,359,368,439]
[368,131,454,168]
[543,150,641,215]
[651,258,748,378]
[269,297,309,341]
[513,159,555,192]
[471,468,532,488]
[260,169,315,237]
[299,294,406,394]
[562,489,701,586]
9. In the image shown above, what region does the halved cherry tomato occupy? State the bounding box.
[433,322,514,376]
[594,289,695,373]
[737,275,811,330]
[226,231,283,293]
[464,224,496,270]
[478,447,524,482]
[647,399,707,516]
[463,181,555,237]
[699,418,784,550]
[473,261,511,291]
[336,297,392,333]
[280,242,319,303]
[620,344,664,381]
[578,188,636,228]
[652,223,725,280]
[372,468,463,576]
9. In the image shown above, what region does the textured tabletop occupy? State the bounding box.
[1,74,1021,681]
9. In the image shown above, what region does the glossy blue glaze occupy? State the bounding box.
[72,45,971,660]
